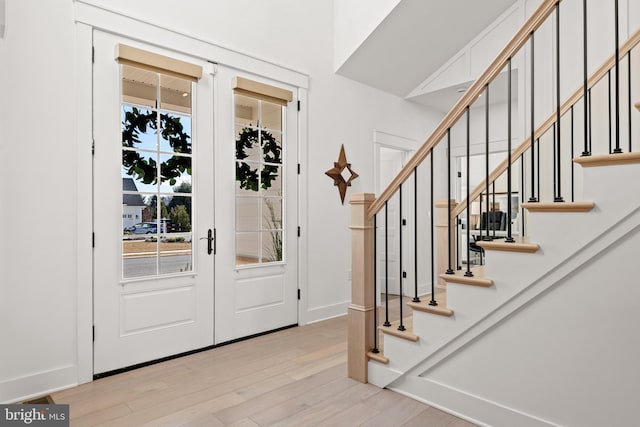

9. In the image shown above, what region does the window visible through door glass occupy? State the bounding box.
[234,94,285,266]
[121,64,194,278]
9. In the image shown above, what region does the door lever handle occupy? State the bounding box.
[200,228,215,255]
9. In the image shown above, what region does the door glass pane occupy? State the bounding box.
[261,102,282,132]
[236,232,260,265]
[234,90,286,266]
[121,64,194,279]
[262,231,282,262]
[235,95,259,127]
[122,65,157,108]
[236,197,261,232]
[160,75,192,115]
[160,112,192,153]
[262,198,282,230]
[235,125,261,162]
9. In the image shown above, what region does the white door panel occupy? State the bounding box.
[93,31,214,374]
[213,66,298,344]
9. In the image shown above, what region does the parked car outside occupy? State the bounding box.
[124,222,157,234]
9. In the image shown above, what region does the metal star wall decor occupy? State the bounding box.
[325,144,359,204]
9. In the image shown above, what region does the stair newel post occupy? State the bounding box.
[372,213,379,354]
[613,0,622,154]
[384,202,391,327]
[484,84,493,240]
[506,58,516,243]
[429,152,437,306]
[446,129,455,274]
[348,193,376,383]
[464,106,475,275]
[412,169,420,303]
[554,2,565,203]
[581,0,591,157]
[529,31,539,202]
[398,184,406,332]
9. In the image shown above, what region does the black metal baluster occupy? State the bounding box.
[588,89,593,154]
[492,182,497,239]
[456,215,461,270]
[530,31,539,201]
[506,58,516,242]
[521,156,525,235]
[553,122,557,197]
[628,51,633,152]
[537,138,541,201]
[613,0,622,154]
[571,106,575,202]
[554,2,564,203]
[372,214,379,353]
[581,0,591,157]
[485,85,492,241]
[413,169,420,303]
[609,70,613,153]
[398,184,405,331]
[478,195,484,265]
[429,152,438,306]
[465,106,474,275]
[446,130,455,275]
[383,202,391,327]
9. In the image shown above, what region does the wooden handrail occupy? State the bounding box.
[452,27,640,218]
[367,0,560,218]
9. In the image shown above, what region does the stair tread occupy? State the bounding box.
[378,321,419,342]
[574,152,640,167]
[439,266,493,287]
[407,301,454,317]
[476,237,539,253]
[367,350,389,364]
[522,201,595,212]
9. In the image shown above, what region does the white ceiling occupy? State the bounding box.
[336,0,518,106]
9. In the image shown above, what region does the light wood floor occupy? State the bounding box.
[52,304,473,426]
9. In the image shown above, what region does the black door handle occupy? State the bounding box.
[200,229,215,255]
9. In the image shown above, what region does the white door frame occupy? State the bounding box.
[373,130,418,300]
[73,3,309,384]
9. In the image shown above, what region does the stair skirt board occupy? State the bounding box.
[371,203,640,391]
[390,376,559,427]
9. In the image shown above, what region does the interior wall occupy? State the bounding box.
[0,0,440,402]
[425,224,640,426]
[333,0,402,71]
[0,0,78,402]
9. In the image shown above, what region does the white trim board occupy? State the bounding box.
[73,1,309,90]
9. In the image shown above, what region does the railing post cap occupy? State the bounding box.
[349,193,376,205]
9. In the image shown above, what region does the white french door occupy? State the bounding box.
[92,31,215,374]
[213,66,299,344]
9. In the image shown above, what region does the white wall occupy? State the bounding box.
[333,0,402,71]
[0,0,440,402]
[0,0,79,402]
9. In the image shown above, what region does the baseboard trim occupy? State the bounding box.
[1,365,77,404]
[305,301,350,324]
[391,376,560,427]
